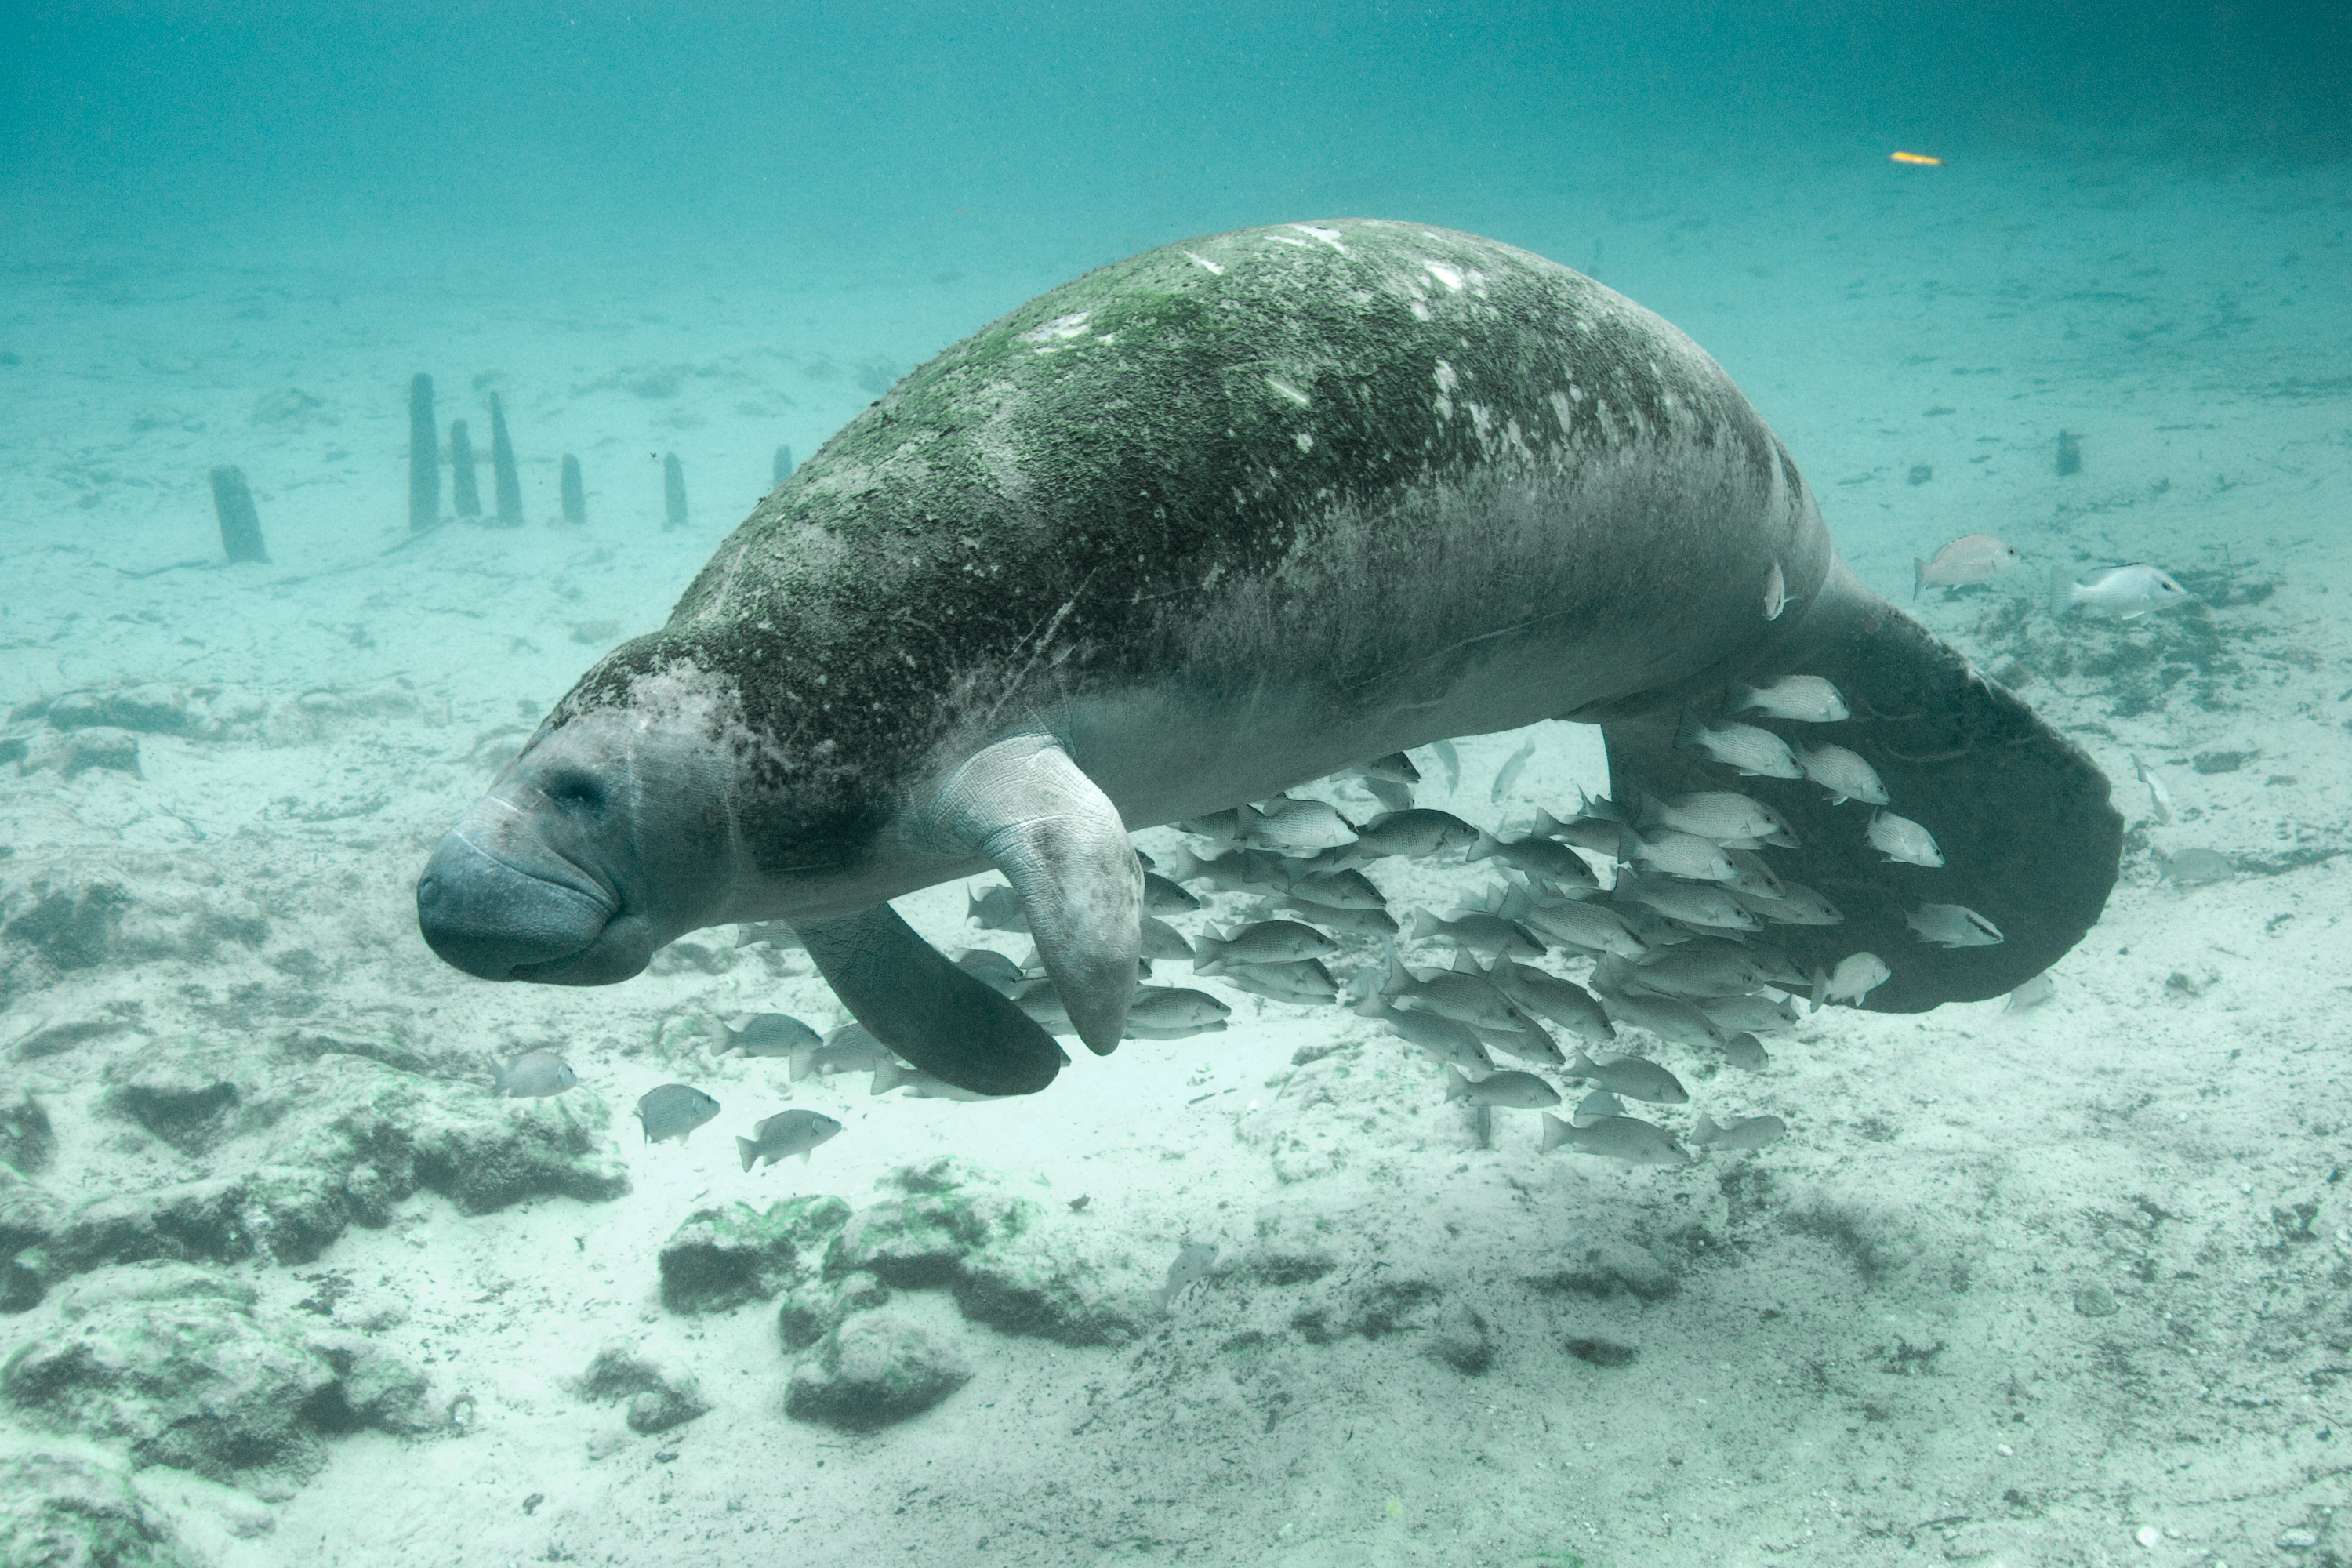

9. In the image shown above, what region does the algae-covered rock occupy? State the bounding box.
[0,1445,196,1567]
[54,1051,629,1282]
[575,1338,709,1436]
[2,1262,336,1482]
[658,1194,850,1314]
[785,1312,970,1432]
[775,1269,891,1352]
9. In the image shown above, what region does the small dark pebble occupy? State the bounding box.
[2191,750,2249,775]
[1566,1336,1637,1367]
[1068,1195,1091,1212]
[655,1449,680,1464]
[522,1493,544,1515]
[1907,464,1933,485]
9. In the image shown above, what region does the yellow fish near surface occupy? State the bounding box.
[1890,151,1944,165]
[1914,533,2023,598]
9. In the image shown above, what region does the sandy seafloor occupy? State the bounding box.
[2,142,2350,1568]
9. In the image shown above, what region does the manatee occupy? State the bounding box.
[416,219,2119,1095]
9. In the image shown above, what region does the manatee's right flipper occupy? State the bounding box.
[1588,561,2120,1011]
[797,905,1068,1095]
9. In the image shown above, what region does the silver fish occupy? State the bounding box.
[1239,797,1358,855]
[734,920,802,950]
[2004,972,2056,1013]
[1406,908,1545,959]
[2051,562,2190,619]
[1491,735,1537,804]
[1813,952,1891,1008]
[1467,828,1600,887]
[1341,808,1479,865]
[1252,896,1400,938]
[1222,958,1339,1005]
[1125,985,1231,1038]
[491,1049,575,1098]
[789,1025,895,1082]
[1914,533,2021,597]
[1719,848,1787,901]
[1589,982,1730,1051]
[1639,791,1798,847]
[965,884,1028,932]
[709,1013,822,1058]
[2129,755,2173,826]
[1359,993,1496,1075]
[1627,830,1737,882]
[1486,957,1615,1044]
[1176,807,1244,843]
[1673,716,1805,779]
[1152,1243,1218,1312]
[870,1060,998,1100]
[1690,1113,1786,1150]
[1193,920,1338,974]
[1718,1033,1771,1072]
[1614,873,1760,931]
[1425,739,1461,796]
[737,1109,842,1171]
[1866,811,1943,867]
[1627,945,1769,996]
[1570,1088,1624,1126]
[1539,1112,1690,1165]
[2158,848,2234,887]
[1693,993,1802,1035]
[1354,752,1421,787]
[1512,894,1650,958]
[1906,903,2004,948]
[1383,953,1535,1034]
[1729,675,1849,723]
[1563,1048,1689,1105]
[1762,558,1791,621]
[1139,916,1195,962]
[1144,872,1202,913]
[1735,880,1843,926]
[1445,1067,1560,1109]
[1163,845,1298,895]
[1792,742,1889,806]
[633,1083,720,1144]
[1283,868,1388,910]
[953,948,1027,994]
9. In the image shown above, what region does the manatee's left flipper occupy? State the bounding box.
[797,905,1069,1095]
[1589,560,2121,1011]
[924,735,1143,1054]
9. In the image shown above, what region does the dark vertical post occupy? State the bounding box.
[407,373,437,530]
[209,466,268,563]
[772,444,795,485]
[490,393,524,526]
[448,419,481,517]
[662,453,687,531]
[560,455,586,524]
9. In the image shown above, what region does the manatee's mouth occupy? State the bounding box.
[416,826,658,985]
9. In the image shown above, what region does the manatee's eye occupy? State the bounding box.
[543,771,603,811]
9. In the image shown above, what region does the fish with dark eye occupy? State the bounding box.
[1335,808,1480,866]
[1791,742,1889,807]
[1638,791,1797,847]
[953,948,1027,995]
[1728,675,1849,723]
[1673,717,1805,779]
[1143,872,1202,913]
[491,1050,576,1098]
[707,1013,822,1058]
[1404,909,1546,960]
[1444,1067,1561,1109]
[1467,828,1602,887]
[1539,1112,1691,1165]
[1690,1113,1785,1149]
[1236,796,1358,855]
[634,1083,720,1144]
[737,1109,842,1171]
[1913,533,2021,597]
[1906,903,2004,948]
[1123,985,1230,1039]
[1192,920,1338,975]
[1562,1048,1688,1105]
[789,1023,896,1082]
[2050,563,2190,620]
[1221,958,1339,1005]
[1866,811,1944,867]
[870,1059,1000,1100]
[1812,952,1891,1008]
[1282,866,1388,910]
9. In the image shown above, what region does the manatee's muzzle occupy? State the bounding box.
[416,822,655,985]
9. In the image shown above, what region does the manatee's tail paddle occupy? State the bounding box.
[797,906,1069,1095]
[1588,561,2119,1011]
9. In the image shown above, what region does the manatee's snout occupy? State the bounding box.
[416,786,657,985]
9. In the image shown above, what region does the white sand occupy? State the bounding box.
[3,140,2350,1568]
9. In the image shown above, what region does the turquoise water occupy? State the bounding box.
[3,5,2350,1566]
